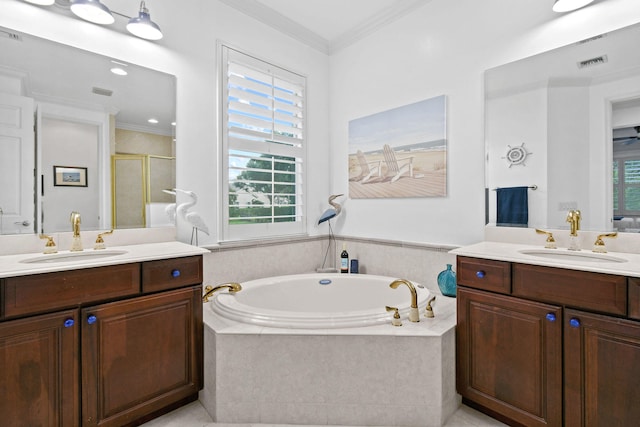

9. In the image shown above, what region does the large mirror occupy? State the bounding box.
[485,22,640,232]
[0,26,176,235]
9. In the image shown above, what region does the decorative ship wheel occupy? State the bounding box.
[502,143,532,167]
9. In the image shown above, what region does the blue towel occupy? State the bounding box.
[496,186,528,227]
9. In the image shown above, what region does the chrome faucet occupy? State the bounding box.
[70,211,83,251]
[389,279,420,322]
[202,282,242,302]
[566,209,581,251]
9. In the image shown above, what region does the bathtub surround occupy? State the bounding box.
[202,295,458,426]
[202,235,457,293]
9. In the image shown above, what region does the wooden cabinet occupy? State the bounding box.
[81,287,202,427]
[0,310,79,427]
[564,309,640,427]
[457,256,640,427]
[0,255,203,427]
[457,287,562,427]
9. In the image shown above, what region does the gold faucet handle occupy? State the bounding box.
[424,295,436,318]
[39,234,58,254]
[385,306,402,326]
[94,230,114,250]
[535,229,557,249]
[593,232,618,253]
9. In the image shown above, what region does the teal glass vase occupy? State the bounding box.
[437,264,457,297]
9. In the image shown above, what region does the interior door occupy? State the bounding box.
[0,93,34,234]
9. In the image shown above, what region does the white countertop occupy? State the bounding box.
[0,241,208,278]
[451,241,640,278]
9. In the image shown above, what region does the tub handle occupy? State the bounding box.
[202,282,242,302]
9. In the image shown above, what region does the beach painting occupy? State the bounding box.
[348,95,447,198]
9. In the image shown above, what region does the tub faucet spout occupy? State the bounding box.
[202,282,242,302]
[389,279,420,322]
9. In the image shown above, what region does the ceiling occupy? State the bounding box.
[219,0,429,54]
[0,26,176,136]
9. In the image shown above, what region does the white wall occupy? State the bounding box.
[486,87,548,227]
[0,0,330,246]
[329,0,640,246]
[2,0,640,248]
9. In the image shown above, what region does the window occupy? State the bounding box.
[613,157,640,215]
[221,46,306,241]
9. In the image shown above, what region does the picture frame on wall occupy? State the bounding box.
[53,166,88,187]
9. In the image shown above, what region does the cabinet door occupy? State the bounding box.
[81,286,202,427]
[0,310,79,427]
[564,309,640,427]
[457,287,562,427]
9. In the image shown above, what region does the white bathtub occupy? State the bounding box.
[201,273,459,426]
[210,273,432,329]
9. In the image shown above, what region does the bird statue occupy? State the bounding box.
[317,194,343,273]
[162,188,177,223]
[175,189,209,245]
[318,194,343,225]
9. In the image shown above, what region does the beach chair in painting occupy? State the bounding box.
[383,144,414,182]
[355,150,382,183]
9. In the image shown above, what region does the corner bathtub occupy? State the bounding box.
[201,273,459,426]
[210,273,432,329]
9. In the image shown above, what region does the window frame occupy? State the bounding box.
[219,44,307,242]
[613,155,640,216]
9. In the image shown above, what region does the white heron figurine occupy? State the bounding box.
[175,189,209,245]
[317,194,343,272]
[318,194,343,225]
[162,188,177,223]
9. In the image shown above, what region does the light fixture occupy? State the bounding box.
[552,0,595,12]
[148,118,159,124]
[110,67,128,76]
[126,1,163,40]
[70,0,115,25]
[23,0,55,5]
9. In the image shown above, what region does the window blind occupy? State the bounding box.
[221,46,306,241]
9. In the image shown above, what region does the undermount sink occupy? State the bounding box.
[20,249,128,264]
[518,249,627,264]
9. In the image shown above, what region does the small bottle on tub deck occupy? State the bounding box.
[340,243,349,273]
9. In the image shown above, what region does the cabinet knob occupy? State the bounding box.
[475,271,486,278]
[569,318,581,328]
[171,269,181,278]
[64,318,75,328]
[545,313,556,322]
[87,315,97,325]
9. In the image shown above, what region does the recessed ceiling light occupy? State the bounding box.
[148,118,159,124]
[171,122,176,126]
[110,67,128,76]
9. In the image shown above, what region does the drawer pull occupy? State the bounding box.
[87,315,98,325]
[569,318,581,328]
[64,318,75,328]
[475,271,486,278]
[171,269,181,278]
[546,313,556,322]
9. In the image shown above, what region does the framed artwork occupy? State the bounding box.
[348,95,447,199]
[53,166,88,187]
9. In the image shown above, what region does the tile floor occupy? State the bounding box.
[140,400,508,427]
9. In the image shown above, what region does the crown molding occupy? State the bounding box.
[218,0,430,55]
[218,0,330,54]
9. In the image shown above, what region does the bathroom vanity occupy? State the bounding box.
[453,242,640,427]
[0,242,207,427]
